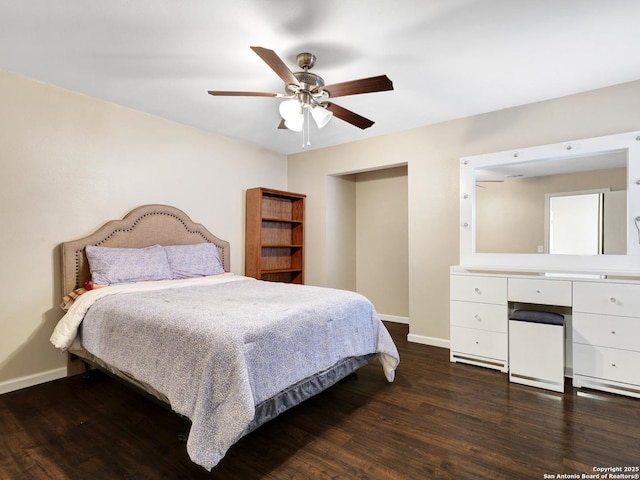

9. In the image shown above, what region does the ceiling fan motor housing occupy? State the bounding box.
[286,71,325,96]
[283,52,326,97]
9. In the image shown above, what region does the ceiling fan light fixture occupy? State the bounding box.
[311,105,333,128]
[284,115,304,132]
[278,99,301,121]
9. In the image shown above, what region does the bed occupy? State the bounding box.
[50,204,400,471]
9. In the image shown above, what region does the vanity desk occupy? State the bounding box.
[454,130,640,399]
[450,267,640,398]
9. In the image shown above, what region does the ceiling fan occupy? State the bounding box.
[208,46,393,139]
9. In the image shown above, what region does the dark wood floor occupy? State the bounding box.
[2,322,639,479]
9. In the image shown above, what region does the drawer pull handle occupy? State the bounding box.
[536,290,541,294]
[611,330,616,335]
[474,314,482,322]
[474,287,481,294]
[475,341,479,344]
[611,363,617,367]
[610,297,617,303]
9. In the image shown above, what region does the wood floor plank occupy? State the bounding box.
[1,321,639,479]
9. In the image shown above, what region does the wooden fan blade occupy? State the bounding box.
[322,75,393,98]
[250,46,300,88]
[324,102,374,129]
[277,119,287,129]
[208,90,280,97]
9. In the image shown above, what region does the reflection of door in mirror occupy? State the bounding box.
[603,190,627,254]
[547,192,603,255]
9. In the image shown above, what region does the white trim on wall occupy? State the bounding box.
[378,313,409,324]
[407,333,450,349]
[379,315,452,348]
[0,367,66,395]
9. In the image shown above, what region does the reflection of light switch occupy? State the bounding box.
[537,245,544,253]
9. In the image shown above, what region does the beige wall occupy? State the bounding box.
[0,71,287,390]
[355,166,408,318]
[326,174,357,290]
[323,166,409,318]
[288,79,640,345]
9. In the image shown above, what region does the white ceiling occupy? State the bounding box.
[2,0,640,155]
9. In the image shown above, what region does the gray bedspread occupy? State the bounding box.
[78,277,399,470]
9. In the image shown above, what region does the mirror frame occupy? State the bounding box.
[460,131,640,274]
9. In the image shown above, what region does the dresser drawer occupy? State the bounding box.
[573,343,640,386]
[450,275,507,305]
[450,300,507,332]
[573,281,640,317]
[450,326,507,360]
[573,312,640,351]
[508,278,572,306]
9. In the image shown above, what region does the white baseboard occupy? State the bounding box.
[407,333,450,349]
[0,367,66,395]
[376,315,449,348]
[378,314,409,324]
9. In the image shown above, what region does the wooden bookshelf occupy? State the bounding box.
[245,187,305,284]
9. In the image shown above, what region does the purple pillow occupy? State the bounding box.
[85,244,172,285]
[163,243,225,279]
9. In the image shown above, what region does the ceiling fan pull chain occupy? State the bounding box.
[301,106,310,148]
[306,107,311,147]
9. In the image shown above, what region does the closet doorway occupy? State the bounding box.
[326,164,408,322]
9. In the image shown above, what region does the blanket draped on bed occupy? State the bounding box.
[61,276,399,470]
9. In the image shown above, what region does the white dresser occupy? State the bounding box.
[450,267,640,398]
[573,281,640,398]
[450,274,508,372]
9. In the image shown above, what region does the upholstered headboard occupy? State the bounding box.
[61,204,230,295]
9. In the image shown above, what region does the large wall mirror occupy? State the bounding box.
[459,131,640,274]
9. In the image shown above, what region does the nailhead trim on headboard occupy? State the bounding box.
[94,212,213,244]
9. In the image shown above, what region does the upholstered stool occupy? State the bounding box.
[508,310,565,393]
